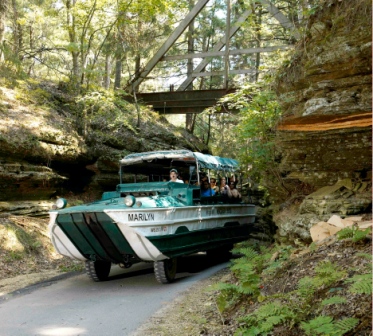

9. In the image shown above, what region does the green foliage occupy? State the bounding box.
[345,273,372,295]
[212,244,271,312]
[236,301,295,336]
[261,245,294,276]
[296,261,347,308]
[206,77,288,200]
[75,89,136,135]
[224,81,282,183]
[15,80,55,108]
[212,282,242,312]
[231,252,352,335]
[321,296,347,306]
[337,226,372,242]
[58,262,84,273]
[314,261,347,286]
[5,250,25,262]
[212,243,296,318]
[5,223,41,254]
[333,318,360,335]
[301,316,359,336]
[297,276,318,299]
[300,316,335,335]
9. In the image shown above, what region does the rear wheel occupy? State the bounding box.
[154,258,177,284]
[85,260,111,282]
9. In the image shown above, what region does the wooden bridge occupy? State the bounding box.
[124,0,297,115]
[124,89,235,115]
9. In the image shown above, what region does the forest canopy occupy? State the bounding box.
[0,0,312,91]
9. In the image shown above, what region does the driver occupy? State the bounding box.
[170,169,183,183]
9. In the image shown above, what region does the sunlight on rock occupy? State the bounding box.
[36,327,87,336]
[3,228,24,252]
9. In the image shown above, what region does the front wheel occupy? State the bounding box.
[85,260,111,282]
[154,258,177,284]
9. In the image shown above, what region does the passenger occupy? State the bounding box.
[200,180,216,197]
[210,178,219,193]
[219,177,228,195]
[227,181,241,199]
[195,172,208,186]
[169,169,183,183]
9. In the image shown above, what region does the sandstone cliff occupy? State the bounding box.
[273,0,372,242]
[0,82,207,214]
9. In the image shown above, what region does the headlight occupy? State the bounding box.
[54,198,67,209]
[124,195,136,207]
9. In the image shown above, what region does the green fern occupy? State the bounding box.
[211,282,241,312]
[301,316,335,335]
[351,227,372,242]
[336,226,355,239]
[337,226,371,242]
[234,326,261,336]
[297,276,318,299]
[262,260,283,276]
[356,252,372,261]
[237,301,295,335]
[301,316,359,336]
[345,273,372,294]
[232,246,259,259]
[321,296,347,306]
[237,278,261,295]
[231,261,257,275]
[314,261,347,286]
[333,317,359,335]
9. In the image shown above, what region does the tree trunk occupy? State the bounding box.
[205,113,211,145]
[103,54,111,89]
[0,0,6,61]
[254,6,262,82]
[11,0,22,60]
[65,0,80,87]
[114,43,122,90]
[185,0,195,132]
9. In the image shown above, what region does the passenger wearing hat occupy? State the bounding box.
[170,169,183,183]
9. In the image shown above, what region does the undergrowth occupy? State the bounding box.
[213,229,371,336]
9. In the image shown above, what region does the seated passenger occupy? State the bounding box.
[194,172,208,186]
[227,181,241,199]
[169,169,183,183]
[210,178,219,193]
[219,177,228,195]
[200,180,216,197]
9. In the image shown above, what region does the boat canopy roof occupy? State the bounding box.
[120,150,239,173]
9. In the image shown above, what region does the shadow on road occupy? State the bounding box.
[108,252,236,283]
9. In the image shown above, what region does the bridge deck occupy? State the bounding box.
[124,89,236,114]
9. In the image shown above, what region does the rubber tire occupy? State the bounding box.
[85,260,111,282]
[154,258,177,284]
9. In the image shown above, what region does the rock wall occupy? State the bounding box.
[273,0,372,242]
[0,83,207,214]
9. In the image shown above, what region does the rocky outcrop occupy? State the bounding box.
[0,83,207,211]
[273,0,372,242]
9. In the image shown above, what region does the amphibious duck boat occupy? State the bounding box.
[49,150,256,283]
